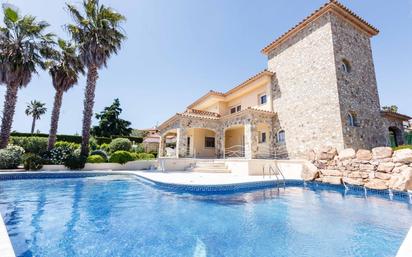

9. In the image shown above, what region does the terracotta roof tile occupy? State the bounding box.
[261,0,379,55]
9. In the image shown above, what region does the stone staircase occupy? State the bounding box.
[186,160,231,173]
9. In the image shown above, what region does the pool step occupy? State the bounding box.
[187,161,231,173]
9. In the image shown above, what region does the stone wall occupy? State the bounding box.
[267,13,345,158]
[303,146,412,191]
[330,13,387,149]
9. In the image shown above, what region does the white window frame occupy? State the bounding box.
[229,104,242,114]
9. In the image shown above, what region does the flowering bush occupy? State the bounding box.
[0,145,25,169]
[45,146,74,165]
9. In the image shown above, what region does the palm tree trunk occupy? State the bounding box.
[81,65,99,156]
[48,90,64,150]
[31,116,36,134]
[0,83,19,149]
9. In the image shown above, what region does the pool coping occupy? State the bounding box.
[0,170,411,257]
[0,214,15,257]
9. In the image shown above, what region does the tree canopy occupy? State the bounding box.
[91,98,132,137]
[382,105,398,113]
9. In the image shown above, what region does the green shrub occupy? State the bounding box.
[131,143,145,153]
[100,143,110,152]
[132,152,155,160]
[10,136,48,154]
[0,145,25,169]
[90,150,108,161]
[89,137,99,151]
[95,137,112,145]
[64,154,86,170]
[23,153,43,171]
[10,132,82,143]
[393,145,412,151]
[55,141,80,151]
[87,155,106,163]
[109,151,134,164]
[109,138,132,153]
[112,135,143,143]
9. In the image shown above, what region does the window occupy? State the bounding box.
[347,113,357,127]
[259,132,267,143]
[259,94,267,105]
[341,59,351,73]
[205,137,215,148]
[277,130,285,143]
[230,105,242,114]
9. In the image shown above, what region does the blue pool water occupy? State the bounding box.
[0,175,411,257]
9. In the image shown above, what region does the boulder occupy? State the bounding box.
[393,149,412,163]
[359,164,374,171]
[301,162,319,181]
[321,176,342,185]
[347,171,369,179]
[343,177,365,186]
[307,149,316,161]
[374,172,391,180]
[320,169,342,176]
[377,162,395,173]
[372,147,393,159]
[317,146,338,160]
[388,167,412,191]
[364,179,388,190]
[356,149,372,161]
[338,148,356,161]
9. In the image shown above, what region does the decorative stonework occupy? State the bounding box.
[304,146,412,191]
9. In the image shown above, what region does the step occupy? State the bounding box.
[195,162,226,168]
[190,167,231,173]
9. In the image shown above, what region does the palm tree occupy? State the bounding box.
[0,4,54,148]
[47,39,84,150]
[66,0,126,156]
[25,100,47,134]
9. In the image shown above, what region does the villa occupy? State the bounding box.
[158,0,411,159]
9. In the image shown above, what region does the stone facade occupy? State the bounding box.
[159,1,411,160]
[304,146,412,192]
[158,109,276,159]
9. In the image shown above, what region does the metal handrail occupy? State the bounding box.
[224,145,245,158]
[262,162,285,189]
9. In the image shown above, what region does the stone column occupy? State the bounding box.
[176,128,188,158]
[215,128,224,159]
[244,123,258,159]
[158,135,166,157]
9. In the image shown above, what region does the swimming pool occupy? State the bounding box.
[0,174,411,257]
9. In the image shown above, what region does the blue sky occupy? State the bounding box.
[1,0,411,134]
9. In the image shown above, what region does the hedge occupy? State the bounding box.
[11,132,82,144]
[11,132,143,145]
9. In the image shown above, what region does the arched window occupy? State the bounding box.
[347,113,355,127]
[277,130,285,143]
[341,59,351,73]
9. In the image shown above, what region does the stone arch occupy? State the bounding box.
[159,129,178,157]
[186,127,220,158]
[388,126,404,147]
